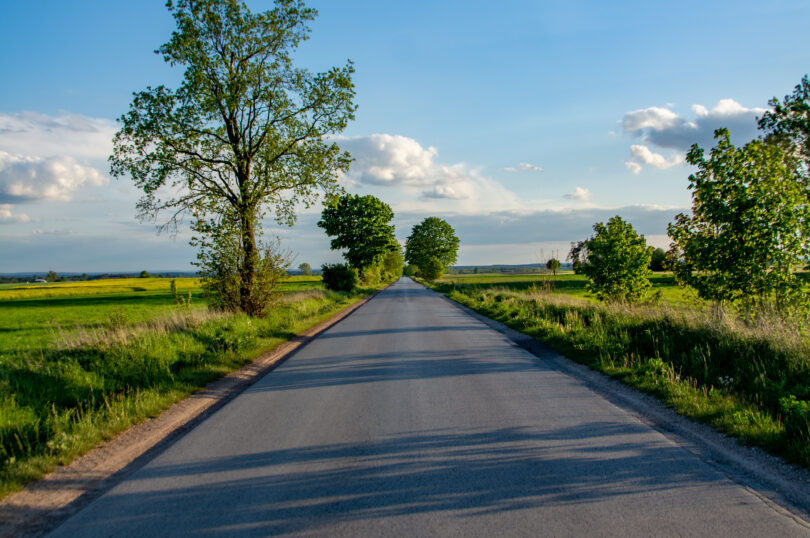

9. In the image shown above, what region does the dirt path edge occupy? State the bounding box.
[0,287,385,538]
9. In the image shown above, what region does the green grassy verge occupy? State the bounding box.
[442,271,694,305]
[0,277,377,499]
[429,277,810,468]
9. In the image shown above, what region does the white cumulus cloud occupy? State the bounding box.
[0,111,115,218]
[336,134,438,187]
[621,98,766,151]
[0,203,31,223]
[624,144,683,174]
[563,187,591,202]
[337,133,538,214]
[622,106,684,134]
[620,98,767,173]
[0,151,108,203]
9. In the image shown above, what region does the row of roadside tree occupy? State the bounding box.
[317,194,459,290]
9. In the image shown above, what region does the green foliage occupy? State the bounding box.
[405,217,459,274]
[403,264,419,278]
[382,247,404,277]
[582,216,652,303]
[321,263,357,291]
[780,395,810,445]
[317,194,397,271]
[668,129,810,309]
[420,257,445,281]
[758,74,810,163]
[110,0,355,316]
[649,248,666,272]
[193,215,290,317]
[545,258,561,275]
[298,263,312,276]
[567,240,588,274]
[139,270,152,278]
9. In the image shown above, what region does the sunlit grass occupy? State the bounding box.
[442,272,696,306]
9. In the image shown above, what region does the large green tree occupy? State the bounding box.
[404,217,459,276]
[110,0,356,316]
[317,194,397,271]
[668,129,810,308]
[583,215,652,303]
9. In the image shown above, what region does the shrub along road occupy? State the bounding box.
[47,278,809,536]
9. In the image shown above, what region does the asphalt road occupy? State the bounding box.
[49,278,809,536]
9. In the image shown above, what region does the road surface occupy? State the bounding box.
[49,278,809,536]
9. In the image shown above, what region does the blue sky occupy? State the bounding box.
[1,0,809,271]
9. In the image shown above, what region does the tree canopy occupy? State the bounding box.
[404,217,459,275]
[758,75,810,163]
[567,240,588,274]
[583,216,652,303]
[110,0,356,315]
[668,129,810,308]
[649,248,666,272]
[317,194,397,271]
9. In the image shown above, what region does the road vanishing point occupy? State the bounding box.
[48,278,809,536]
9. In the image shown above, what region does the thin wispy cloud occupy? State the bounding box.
[504,162,543,173]
[0,111,115,160]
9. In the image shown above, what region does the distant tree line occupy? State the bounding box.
[0,271,192,284]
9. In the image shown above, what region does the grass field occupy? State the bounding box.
[431,272,810,468]
[0,275,373,499]
[442,271,694,305]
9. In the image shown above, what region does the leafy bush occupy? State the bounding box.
[582,215,652,303]
[420,257,445,281]
[193,215,290,317]
[781,395,810,443]
[321,263,357,291]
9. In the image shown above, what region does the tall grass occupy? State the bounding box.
[433,282,810,467]
[0,283,365,499]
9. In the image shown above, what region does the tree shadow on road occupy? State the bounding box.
[59,423,742,536]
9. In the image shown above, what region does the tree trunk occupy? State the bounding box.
[239,208,258,316]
